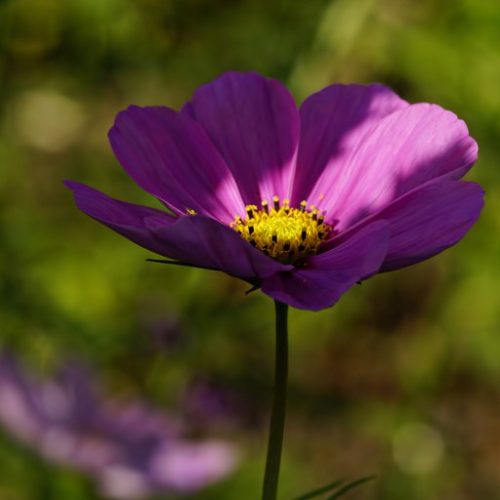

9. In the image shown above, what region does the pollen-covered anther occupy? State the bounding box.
[231,196,333,263]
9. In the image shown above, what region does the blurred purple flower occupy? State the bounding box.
[66,72,483,310]
[0,355,238,499]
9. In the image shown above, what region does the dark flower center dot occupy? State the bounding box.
[231,196,332,263]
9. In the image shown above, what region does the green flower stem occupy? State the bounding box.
[262,300,289,500]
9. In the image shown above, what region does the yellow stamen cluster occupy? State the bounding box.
[231,196,332,263]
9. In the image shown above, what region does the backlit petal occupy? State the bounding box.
[183,72,299,204]
[292,83,408,206]
[315,103,477,229]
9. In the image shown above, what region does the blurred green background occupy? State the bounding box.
[0,0,498,498]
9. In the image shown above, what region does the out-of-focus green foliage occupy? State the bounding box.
[0,0,498,498]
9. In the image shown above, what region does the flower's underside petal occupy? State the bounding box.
[109,106,245,224]
[150,215,292,281]
[326,180,484,272]
[67,181,290,281]
[316,103,478,229]
[292,83,408,206]
[261,221,389,310]
[182,72,300,204]
[65,181,178,256]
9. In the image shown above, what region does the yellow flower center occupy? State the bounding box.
[231,196,332,263]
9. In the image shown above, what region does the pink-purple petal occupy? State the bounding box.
[377,180,484,271]
[65,180,177,256]
[325,180,484,272]
[150,215,292,281]
[318,103,478,229]
[182,71,300,204]
[292,83,409,206]
[109,106,245,223]
[261,221,389,310]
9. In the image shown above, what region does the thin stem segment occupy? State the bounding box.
[262,300,289,500]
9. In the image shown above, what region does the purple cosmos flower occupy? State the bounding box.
[66,72,483,310]
[0,355,238,499]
